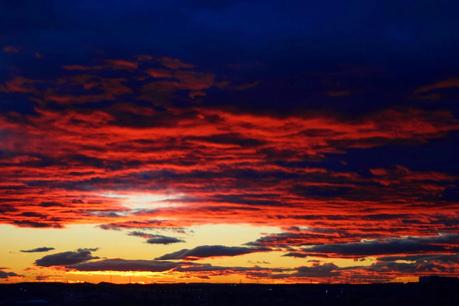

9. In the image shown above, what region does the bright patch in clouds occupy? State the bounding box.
[101,192,183,210]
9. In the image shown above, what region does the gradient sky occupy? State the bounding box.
[0,0,458,284]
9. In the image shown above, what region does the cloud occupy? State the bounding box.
[0,270,20,279]
[128,231,154,238]
[39,201,66,207]
[128,231,184,244]
[0,53,459,282]
[21,247,55,253]
[158,57,194,70]
[35,248,99,267]
[156,245,266,260]
[106,59,139,70]
[294,263,340,278]
[12,220,62,229]
[378,253,459,263]
[146,236,184,245]
[413,78,459,100]
[1,61,458,236]
[69,259,178,272]
[246,227,369,248]
[68,258,288,279]
[368,259,457,274]
[2,45,19,54]
[1,0,459,284]
[286,234,459,258]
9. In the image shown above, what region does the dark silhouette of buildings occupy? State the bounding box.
[419,276,459,285]
[0,278,458,306]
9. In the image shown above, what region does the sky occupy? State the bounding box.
[0,0,458,284]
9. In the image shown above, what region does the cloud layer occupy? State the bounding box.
[1,44,458,282]
[156,245,265,260]
[20,247,55,253]
[35,249,99,267]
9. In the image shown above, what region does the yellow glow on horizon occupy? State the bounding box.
[68,271,168,278]
[0,223,283,283]
[0,222,384,284]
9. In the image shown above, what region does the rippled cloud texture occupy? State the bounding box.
[0,0,458,283]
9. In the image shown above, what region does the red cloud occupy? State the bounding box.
[1,55,458,282]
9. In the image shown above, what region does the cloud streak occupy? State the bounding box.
[128,231,185,244]
[284,234,459,258]
[0,270,20,279]
[21,247,55,253]
[35,249,99,267]
[156,245,266,260]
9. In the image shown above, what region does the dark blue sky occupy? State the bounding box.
[2,1,459,117]
[2,0,459,167]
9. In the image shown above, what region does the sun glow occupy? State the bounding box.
[101,192,183,210]
[68,271,168,278]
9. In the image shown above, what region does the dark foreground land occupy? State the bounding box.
[0,280,458,306]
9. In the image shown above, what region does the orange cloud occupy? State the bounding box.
[1,55,458,282]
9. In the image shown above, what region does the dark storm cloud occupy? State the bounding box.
[20,247,55,253]
[156,245,265,260]
[35,248,99,267]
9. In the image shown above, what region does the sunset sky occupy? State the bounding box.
[0,0,458,284]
